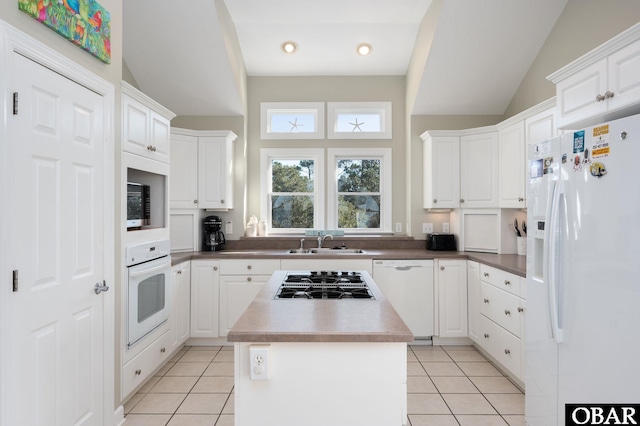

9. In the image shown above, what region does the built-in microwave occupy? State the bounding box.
[127,182,150,229]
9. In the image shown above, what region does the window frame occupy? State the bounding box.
[327,101,392,139]
[327,148,392,233]
[260,148,325,233]
[260,102,325,140]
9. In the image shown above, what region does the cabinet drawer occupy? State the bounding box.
[122,330,172,399]
[479,264,521,297]
[480,282,524,337]
[219,259,281,275]
[479,315,521,379]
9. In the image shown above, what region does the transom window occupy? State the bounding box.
[260,102,324,139]
[328,102,392,139]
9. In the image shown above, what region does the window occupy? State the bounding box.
[328,149,392,233]
[260,102,325,140]
[260,149,324,233]
[327,102,392,139]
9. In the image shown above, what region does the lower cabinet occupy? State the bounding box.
[190,260,220,338]
[436,259,468,338]
[218,259,281,336]
[281,258,373,274]
[171,261,191,350]
[122,330,173,399]
[467,260,481,343]
[474,263,526,382]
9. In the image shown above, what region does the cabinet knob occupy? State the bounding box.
[517,307,524,313]
[193,200,198,204]
[504,280,511,286]
[518,197,524,202]
[213,266,218,271]
[135,369,142,375]
[484,333,489,339]
[247,265,252,270]
[596,94,606,102]
[504,349,511,355]
[440,266,445,271]
[460,198,465,203]
[504,309,511,316]
[247,277,252,282]
[484,298,489,303]
[177,270,182,275]
[483,272,489,278]
[433,199,438,203]
[605,91,615,99]
[160,347,166,353]
[221,199,225,204]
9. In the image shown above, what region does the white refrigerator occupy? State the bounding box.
[526,113,640,425]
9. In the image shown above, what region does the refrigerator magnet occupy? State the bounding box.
[590,162,607,178]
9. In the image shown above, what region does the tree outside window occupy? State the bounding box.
[270,159,315,229]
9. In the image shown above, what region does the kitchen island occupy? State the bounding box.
[227,270,413,426]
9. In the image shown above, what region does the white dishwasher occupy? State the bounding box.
[372,259,434,338]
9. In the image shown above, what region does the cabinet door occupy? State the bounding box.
[190,260,220,338]
[437,259,467,338]
[525,107,556,146]
[467,261,481,343]
[219,275,270,337]
[198,136,234,209]
[498,122,525,208]
[150,111,170,163]
[123,94,150,158]
[170,132,199,209]
[171,263,191,349]
[556,59,608,129]
[607,38,640,113]
[423,136,460,209]
[460,132,498,208]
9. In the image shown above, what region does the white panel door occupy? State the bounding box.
[7,53,106,426]
[460,132,499,208]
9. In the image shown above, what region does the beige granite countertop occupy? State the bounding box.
[172,249,526,277]
[226,270,414,343]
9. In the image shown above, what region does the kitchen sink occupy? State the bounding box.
[287,248,366,254]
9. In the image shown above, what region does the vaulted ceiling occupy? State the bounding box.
[123,0,567,117]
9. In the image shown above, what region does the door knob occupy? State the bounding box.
[94,280,109,294]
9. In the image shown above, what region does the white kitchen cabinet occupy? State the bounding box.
[218,259,281,336]
[525,106,557,146]
[170,128,237,210]
[549,24,640,129]
[122,81,175,163]
[498,122,525,208]
[436,259,467,338]
[121,330,173,400]
[280,258,373,274]
[372,260,434,338]
[190,260,220,338]
[476,263,525,382]
[169,210,199,252]
[467,260,481,343]
[460,130,499,208]
[421,133,460,209]
[171,261,191,350]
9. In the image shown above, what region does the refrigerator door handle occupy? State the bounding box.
[546,179,564,344]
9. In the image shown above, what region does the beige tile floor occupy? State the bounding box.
[124,344,525,426]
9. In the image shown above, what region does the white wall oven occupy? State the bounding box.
[126,240,171,348]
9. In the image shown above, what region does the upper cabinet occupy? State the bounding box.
[548,23,640,129]
[170,128,237,210]
[122,81,175,163]
[422,134,460,209]
[459,130,498,208]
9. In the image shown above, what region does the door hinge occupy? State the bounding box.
[12,270,18,292]
[12,92,18,115]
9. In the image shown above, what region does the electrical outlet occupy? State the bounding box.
[422,223,433,234]
[225,220,233,235]
[443,222,450,233]
[250,345,270,380]
[395,222,402,233]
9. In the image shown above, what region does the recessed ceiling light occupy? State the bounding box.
[357,43,372,56]
[282,41,297,54]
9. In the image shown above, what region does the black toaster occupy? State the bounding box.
[426,233,457,251]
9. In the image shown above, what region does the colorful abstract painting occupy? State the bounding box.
[18,0,111,63]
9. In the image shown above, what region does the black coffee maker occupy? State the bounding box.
[202,215,226,251]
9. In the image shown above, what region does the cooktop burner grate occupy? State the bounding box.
[275,271,375,299]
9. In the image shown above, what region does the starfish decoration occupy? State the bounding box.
[288,117,303,132]
[349,118,365,132]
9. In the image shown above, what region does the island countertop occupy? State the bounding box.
[227,270,414,343]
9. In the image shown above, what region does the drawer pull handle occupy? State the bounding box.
[483,298,489,303]
[504,280,511,286]
[517,307,524,313]
[247,265,252,270]
[135,369,142,375]
[440,266,445,271]
[504,310,511,316]
[213,266,218,271]
[160,347,166,353]
[483,272,489,277]
[504,349,511,355]
[247,277,252,282]
[460,198,465,203]
[433,198,438,203]
[484,333,490,339]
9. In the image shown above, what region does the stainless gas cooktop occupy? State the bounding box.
[274,271,376,300]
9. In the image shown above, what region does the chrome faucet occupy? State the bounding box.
[317,234,333,248]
